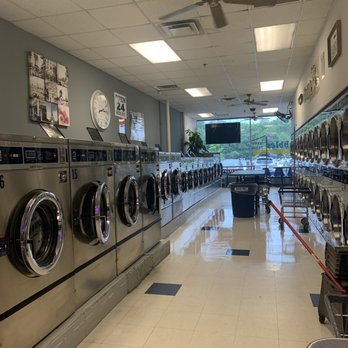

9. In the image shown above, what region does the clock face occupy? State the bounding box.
[90,90,111,131]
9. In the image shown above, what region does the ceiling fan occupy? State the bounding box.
[229,94,269,107]
[159,0,297,29]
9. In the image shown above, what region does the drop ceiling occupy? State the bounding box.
[0,0,334,120]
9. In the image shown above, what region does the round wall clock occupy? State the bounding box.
[90,90,111,131]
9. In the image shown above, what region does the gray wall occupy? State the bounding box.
[0,18,183,146]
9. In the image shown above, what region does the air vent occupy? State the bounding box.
[154,84,180,92]
[160,19,202,38]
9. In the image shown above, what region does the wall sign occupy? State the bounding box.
[114,92,127,118]
[130,111,145,142]
[327,20,342,68]
[28,51,70,127]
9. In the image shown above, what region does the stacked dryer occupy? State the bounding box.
[159,152,172,227]
[0,135,75,348]
[69,139,116,308]
[139,146,161,253]
[114,144,143,273]
[171,152,183,219]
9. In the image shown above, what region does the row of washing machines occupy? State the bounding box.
[0,135,162,348]
[290,109,348,167]
[295,169,348,247]
[159,152,223,227]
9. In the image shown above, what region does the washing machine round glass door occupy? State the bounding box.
[331,195,342,242]
[79,181,111,245]
[160,170,171,201]
[118,175,140,226]
[313,126,320,162]
[9,190,64,277]
[341,109,348,161]
[320,122,329,163]
[329,117,339,165]
[321,189,331,231]
[141,173,158,214]
[181,171,188,192]
[198,169,203,186]
[193,170,199,188]
[314,185,322,220]
[171,169,182,195]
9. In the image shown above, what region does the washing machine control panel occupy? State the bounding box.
[0,146,23,164]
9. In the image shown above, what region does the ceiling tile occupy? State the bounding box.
[301,0,333,20]
[87,59,115,69]
[72,0,132,10]
[178,47,223,60]
[206,29,253,46]
[14,18,63,37]
[45,35,85,50]
[103,65,129,76]
[43,11,104,34]
[256,50,291,63]
[155,61,190,72]
[11,0,80,16]
[109,55,149,67]
[167,36,212,50]
[164,70,196,79]
[124,64,160,75]
[169,76,202,85]
[137,72,168,81]
[292,33,317,48]
[0,0,34,21]
[69,48,103,60]
[70,30,122,47]
[296,18,325,36]
[89,4,149,29]
[92,44,136,58]
[111,24,163,44]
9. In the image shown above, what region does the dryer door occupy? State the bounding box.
[181,171,188,193]
[118,175,140,226]
[141,173,159,214]
[187,171,193,190]
[79,181,111,245]
[161,170,171,201]
[193,170,199,188]
[171,169,182,195]
[9,190,64,277]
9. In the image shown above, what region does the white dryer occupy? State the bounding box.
[69,139,116,308]
[0,135,74,348]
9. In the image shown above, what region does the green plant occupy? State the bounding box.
[184,129,207,155]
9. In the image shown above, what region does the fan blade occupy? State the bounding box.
[254,0,277,6]
[222,0,277,6]
[250,101,268,106]
[159,1,207,20]
[209,1,227,28]
[223,0,256,4]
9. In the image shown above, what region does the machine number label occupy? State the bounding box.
[72,169,78,180]
[0,174,4,189]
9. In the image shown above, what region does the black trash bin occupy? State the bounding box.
[229,183,258,218]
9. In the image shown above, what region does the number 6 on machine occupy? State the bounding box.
[114,92,127,118]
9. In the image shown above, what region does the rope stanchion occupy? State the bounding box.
[269,200,346,293]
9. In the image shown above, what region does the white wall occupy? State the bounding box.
[183,115,196,138]
[293,0,348,129]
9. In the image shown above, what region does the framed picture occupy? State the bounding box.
[40,122,65,138]
[114,92,127,118]
[327,20,342,67]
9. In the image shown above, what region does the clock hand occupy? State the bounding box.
[99,108,106,113]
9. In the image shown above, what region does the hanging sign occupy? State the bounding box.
[114,92,127,118]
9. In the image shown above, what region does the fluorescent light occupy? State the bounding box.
[254,23,296,52]
[185,88,212,97]
[263,107,278,113]
[129,40,181,63]
[198,113,214,118]
[260,80,284,92]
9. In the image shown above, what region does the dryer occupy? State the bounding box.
[159,152,173,227]
[139,146,161,253]
[69,139,116,308]
[171,152,183,219]
[0,135,74,348]
[114,144,143,273]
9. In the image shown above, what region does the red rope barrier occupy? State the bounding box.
[269,200,346,293]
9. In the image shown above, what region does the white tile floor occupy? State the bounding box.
[78,188,335,348]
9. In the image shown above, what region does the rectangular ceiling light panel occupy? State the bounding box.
[130,40,181,63]
[254,23,296,52]
[260,80,284,91]
[198,113,214,118]
[263,107,278,113]
[185,87,212,97]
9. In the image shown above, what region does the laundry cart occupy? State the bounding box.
[278,186,311,232]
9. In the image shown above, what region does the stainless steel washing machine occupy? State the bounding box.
[0,135,74,348]
[171,152,183,219]
[182,157,194,211]
[159,152,173,227]
[69,139,116,308]
[114,143,143,273]
[139,146,161,253]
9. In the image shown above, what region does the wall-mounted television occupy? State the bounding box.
[205,122,241,144]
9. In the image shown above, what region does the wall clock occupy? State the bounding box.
[90,90,111,131]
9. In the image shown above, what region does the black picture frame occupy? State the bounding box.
[40,122,65,138]
[327,20,342,68]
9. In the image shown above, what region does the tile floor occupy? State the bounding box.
[78,187,334,348]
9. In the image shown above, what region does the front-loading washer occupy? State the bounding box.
[186,157,194,209]
[0,135,74,348]
[114,143,143,273]
[171,152,183,219]
[159,152,173,227]
[69,139,116,308]
[181,157,191,212]
[139,146,161,253]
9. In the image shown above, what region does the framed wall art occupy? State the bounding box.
[327,20,342,68]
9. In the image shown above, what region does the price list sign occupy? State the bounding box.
[114,92,127,118]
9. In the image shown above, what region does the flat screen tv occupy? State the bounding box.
[205,122,241,144]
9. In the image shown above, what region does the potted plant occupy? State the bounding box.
[184,129,207,156]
